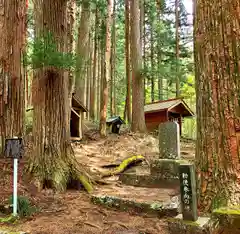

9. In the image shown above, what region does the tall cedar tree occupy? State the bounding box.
[90,8,99,120]
[110,0,116,117]
[124,0,132,123]
[195,0,240,211]
[29,0,91,191]
[67,0,77,97]
[86,32,93,119]
[156,1,163,100]
[150,6,155,102]
[99,0,113,136]
[130,0,146,132]
[75,0,90,103]
[0,0,26,149]
[175,0,180,97]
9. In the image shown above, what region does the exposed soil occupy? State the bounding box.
[0,131,195,233]
[74,132,195,175]
[2,191,169,234]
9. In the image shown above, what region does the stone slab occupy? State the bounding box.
[159,121,180,159]
[91,185,180,218]
[167,214,210,234]
[92,194,179,218]
[150,159,187,178]
[119,172,179,188]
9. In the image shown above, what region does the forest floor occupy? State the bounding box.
[2,191,169,234]
[0,129,195,234]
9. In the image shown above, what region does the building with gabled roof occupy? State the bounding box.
[144,98,194,134]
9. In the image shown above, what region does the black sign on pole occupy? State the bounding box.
[179,163,198,221]
[4,138,24,159]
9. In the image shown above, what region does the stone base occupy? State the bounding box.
[167,214,210,234]
[119,173,179,188]
[211,207,240,233]
[150,159,188,178]
[91,194,179,218]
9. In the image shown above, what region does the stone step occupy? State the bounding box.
[0,231,26,234]
[119,172,180,189]
[91,184,180,218]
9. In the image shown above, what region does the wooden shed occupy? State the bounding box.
[144,98,194,135]
[106,116,125,134]
[70,94,87,141]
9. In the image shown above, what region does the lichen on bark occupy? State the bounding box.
[194,0,240,212]
[26,0,93,192]
[0,0,26,152]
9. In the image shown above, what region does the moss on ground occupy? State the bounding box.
[0,230,23,234]
[0,215,18,224]
[167,217,200,227]
[213,206,240,216]
[102,155,145,177]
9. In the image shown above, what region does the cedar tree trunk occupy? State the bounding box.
[130,0,146,132]
[195,0,240,212]
[28,0,92,191]
[99,0,113,137]
[0,0,26,151]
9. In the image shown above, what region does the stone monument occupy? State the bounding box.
[159,121,180,159]
[150,121,182,184]
[179,163,198,221]
[168,162,210,234]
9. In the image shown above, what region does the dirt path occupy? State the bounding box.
[11,191,169,234]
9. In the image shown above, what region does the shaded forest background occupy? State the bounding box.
[25,0,196,139]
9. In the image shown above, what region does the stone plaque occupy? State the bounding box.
[179,163,198,221]
[4,138,24,159]
[159,121,180,159]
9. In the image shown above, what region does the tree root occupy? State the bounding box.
[101,155,145,178]
[79,175,93,193]
[83,221,102,230]
[103,220,129,229]
[26,142,95,193]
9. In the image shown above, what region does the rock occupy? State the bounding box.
[159,122,180,159]
[167,214,211,234]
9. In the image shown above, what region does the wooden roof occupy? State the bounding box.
[144,98,194,117]
[106,116,125,124]
[72,94,88,112]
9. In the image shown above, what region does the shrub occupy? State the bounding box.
[8,196,37,218]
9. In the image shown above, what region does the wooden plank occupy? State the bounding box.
[71,108,81,118]
[71,137,81,141]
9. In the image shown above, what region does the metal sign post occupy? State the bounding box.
[13,156,18,216]
[4,137,23,216]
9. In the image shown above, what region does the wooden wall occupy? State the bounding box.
[145,110,168,131]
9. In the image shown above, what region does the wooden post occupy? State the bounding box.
[179,115,182,136]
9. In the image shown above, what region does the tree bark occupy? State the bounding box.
[97,34,101,121]
[142,1,147,104]
[86,32,92,120]
[110,0,116,117]
[67,0,77,97]
[90,8,99,121]
[150,12,155,102]
[156,1,163,100]
[124,0,132,123]
[0,0,26,152]
[175,0,180,97]
[130,0,146,132]
[99,0,113,136]
[75,0,90,103]
[195,0,240,212]
[29,0,92,191]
